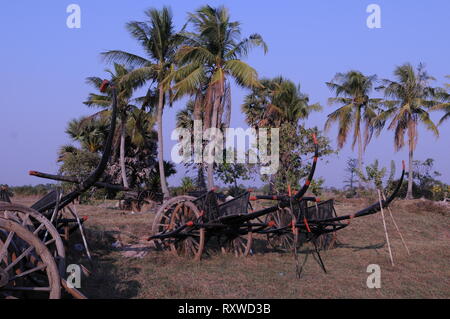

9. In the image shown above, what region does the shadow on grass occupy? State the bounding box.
[336,241,386,251]
[83,257,141,299]
[253,235,387,257]
[65,227,142,299]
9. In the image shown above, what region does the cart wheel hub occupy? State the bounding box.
[0,268,9,288]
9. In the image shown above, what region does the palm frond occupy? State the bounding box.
[225,33,268,59]
[418,110,439,137]
[83,93,111,108]
[172,65,206,98]
[101,50,149,68]
[224,60,260,88]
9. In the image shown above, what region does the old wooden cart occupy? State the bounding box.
[0,80,117,299]
[150,137,406,262]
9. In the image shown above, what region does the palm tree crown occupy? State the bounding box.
[375,63,440,199]
[430,75,450,125]
[169,5,268,188]
[325,70,380,171]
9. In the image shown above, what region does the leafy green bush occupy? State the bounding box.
[386,159,449,200]
[309,178,325,196]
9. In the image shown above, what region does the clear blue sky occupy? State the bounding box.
[0,0,449,187]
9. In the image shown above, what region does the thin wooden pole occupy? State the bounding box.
[67,205,92,264]
[377,189,394,266]
[382,191,410,255]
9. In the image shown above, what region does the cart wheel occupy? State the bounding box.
[168,201,205,261]
[0,217,61,299]
[265,207,299,251]
[221,226,253,257]
[218,196,254,257]
[151,196,196,250]
[0,203,66,276]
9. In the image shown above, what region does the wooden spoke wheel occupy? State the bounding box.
[168,201,205,261]
[0,217,61,299]
[220,226,253,257]
[0,203,65,276]
[265,207,300,251]
[151,196,196,250]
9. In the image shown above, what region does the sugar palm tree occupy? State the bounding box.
[102,7,180,198]
[57,145,79,163]
[168,5,268,188]
[180,177,196,194]
[324,71,381,172]
[241,80,269,129]
[242,76,322,193]
[242,76,321,128]
[375,63,440,199]
[126,107,157,152]
[84,63,144,188]
[65,117,109,153]
[176,99,196,130]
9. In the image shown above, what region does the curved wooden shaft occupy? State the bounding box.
[307,162,406,224]
[293,133,319,201]
[31,83,118,212]
[29,171,129,192]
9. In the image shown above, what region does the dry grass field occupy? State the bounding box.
[15,195,450,299]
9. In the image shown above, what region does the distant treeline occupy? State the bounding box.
[9,184,55,196]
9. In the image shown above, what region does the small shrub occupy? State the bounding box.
[227,186,247,197]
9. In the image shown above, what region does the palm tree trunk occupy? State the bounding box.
[112,134,120,163]
[406,144,414,199]
[119,116,129,189]
[207,104,218,189]
[157,86,170,199]
[196,163,206,191]
[357,129,363,189]
[204,87,214,129]
[206,82,223,189]
[357,136,363,170]
[406,120,415,200]
[193,90,203,122]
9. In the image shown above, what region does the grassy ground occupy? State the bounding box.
[15,195,450,299]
